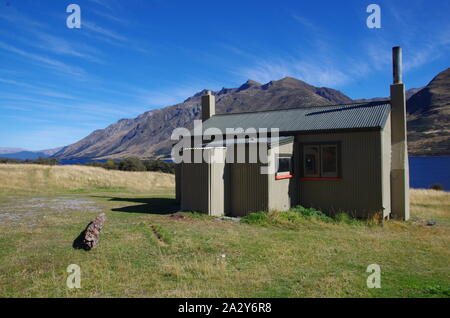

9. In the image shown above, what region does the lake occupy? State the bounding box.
[410,157,450,190]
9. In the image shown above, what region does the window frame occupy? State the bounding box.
[275,153,293,180]
[301,142,341,180]
[303,145,321,178]
[321,144,339,178]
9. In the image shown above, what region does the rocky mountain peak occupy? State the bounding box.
[237,79,261,91]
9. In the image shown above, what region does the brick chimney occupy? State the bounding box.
[390,46,410,220]
[201,90,215,121]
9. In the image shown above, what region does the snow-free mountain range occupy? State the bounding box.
[3,68,450,160]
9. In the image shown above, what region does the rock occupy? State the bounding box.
[73,213,106,250]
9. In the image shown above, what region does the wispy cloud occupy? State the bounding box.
[0,5,103,64]
[292,15,320,33]
[28,31,103,63]
[83,20,127,42]
[0,5,45,29]
[238,57,351,88]
[87,0,119,11]
[0,41,88,79]
[91,8,129,25]
[0,78,77,99]
[133,85,206,108]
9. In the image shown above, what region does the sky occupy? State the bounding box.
[0,0,449,150]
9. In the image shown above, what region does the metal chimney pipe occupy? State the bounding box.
[393,46,402,84]
[390,46,410,221]
[201,90,215,121]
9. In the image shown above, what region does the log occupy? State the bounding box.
[83,213,106,250]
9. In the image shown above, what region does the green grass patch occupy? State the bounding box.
[0,189,449,297]
[241,205,365,227]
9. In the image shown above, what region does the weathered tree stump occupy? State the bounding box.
[83,213,106,249]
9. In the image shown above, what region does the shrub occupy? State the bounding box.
[241,206,367,227]
[430,184,443,191]
[83,158,175,174]
[334,212,363,225]
[143,160,175,174]
[241,212,268,224]
[118,157,147,171]
[104,159,118,170]
[0,157,58,165]
[0,158,19,164]
[289,205,327,217]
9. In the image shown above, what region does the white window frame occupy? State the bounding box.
[276,154,292,177]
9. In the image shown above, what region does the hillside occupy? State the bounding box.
[407,68,450,156]
[54,71,450,160]
[54,77,352,159]
[0,147,64,160]
[353,87,424,103]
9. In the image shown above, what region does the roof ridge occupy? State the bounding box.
[212,100,391,117]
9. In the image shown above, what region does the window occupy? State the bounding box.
[303,144,339,178]
[303,145,320,177]
[321,145,338,177]
[275,154,293,179]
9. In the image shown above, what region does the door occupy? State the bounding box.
[228,163,268,217]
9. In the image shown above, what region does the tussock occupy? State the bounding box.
[0,164,174,193]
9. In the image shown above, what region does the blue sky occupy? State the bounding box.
[0,0,449,150]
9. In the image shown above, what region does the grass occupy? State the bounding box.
[0,164,174,194]
[0,164,449,297]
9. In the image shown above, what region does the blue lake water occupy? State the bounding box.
[410,157,450,190]
[59,159,108,165]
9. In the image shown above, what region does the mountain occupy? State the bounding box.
[0,148,26,155]
[54,77,352,159]
[53,71,450,160]
[407,68,450,156]
[353,87,424,103]
[0,147,64,160]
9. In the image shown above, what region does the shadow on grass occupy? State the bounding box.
[94,196,179,215]
[72,225,91,251]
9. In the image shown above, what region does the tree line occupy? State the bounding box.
[85,158,175,174]
[0,157,58,165]
[0,157,175,174]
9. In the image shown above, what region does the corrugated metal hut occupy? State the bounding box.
[174,47,409,220]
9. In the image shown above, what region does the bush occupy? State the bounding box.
[241,206,367,227]
[334,212,362,225]
[289,206,328,218]
[143,160,175,174]
[0,157,58,165]
[430,184,443,191]
[104,159,118,170]
[0,158,19,164]
[241,212,268,224]
[118,157,147,171]
[0,156,175,174]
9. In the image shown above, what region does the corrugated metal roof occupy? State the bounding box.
[203,136,294,148]
[198,101,390,135]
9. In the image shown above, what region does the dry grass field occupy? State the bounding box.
[0,164,449,297]
[0,164,174,194]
